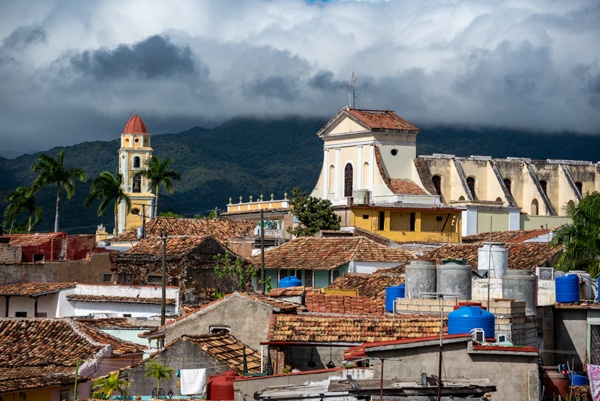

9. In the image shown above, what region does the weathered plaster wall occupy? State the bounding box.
[164,295,273,351]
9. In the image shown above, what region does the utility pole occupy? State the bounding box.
[260,209,265,293]
[160,231,167,327]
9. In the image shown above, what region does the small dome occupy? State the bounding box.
[123,115,148,134]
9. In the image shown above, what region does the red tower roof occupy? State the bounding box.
[123,115,148,134]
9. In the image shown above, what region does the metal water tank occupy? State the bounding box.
[478,242,508,278]
[555,274,580,303]
[448,305,495,338]
[436,261,472,300]
[502,270,537,315]
[569,270,594,300]
[405,260,436,299]
[279,276,302,288]
[385,284,405,312]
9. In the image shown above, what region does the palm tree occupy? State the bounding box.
[3,186,42,233]
[144,360,174,394]
[92,372,130,399]
[133,155,181,217]
[552,191,600,277]
[30,150,88,232]
[85,171,131,236]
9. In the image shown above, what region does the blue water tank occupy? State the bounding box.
[448,305,495,338]
[279,276,302,288]
[555,274,580,303]
[385,284,406,312]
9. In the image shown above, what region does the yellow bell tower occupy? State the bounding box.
[117,114,154,234]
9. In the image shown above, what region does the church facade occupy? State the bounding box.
[117,115,155,234]
[311,107,594,239]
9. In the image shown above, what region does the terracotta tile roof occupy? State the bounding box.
[462,229,552,244]
[66,294,176,305]
[328,271,406,301]
[268,314,444,343]
[74,317,155,329]
[421,242,562,270]
[175,333,262,374]
[249,237,413,271]
[74,321,146,355]
[7,232,65,247]
[125,235,216,256]
[0,282,77,296]
[375,146,428,195]
[0,319,106,392]
[344,108,419,132]
[114,217,255,242]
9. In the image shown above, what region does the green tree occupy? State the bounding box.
[30,150,88,232]
[144,360,174,394]
[3,186,42,233]
[213,252,257,292]
[85,171,131,236]
[133,155,181,218]
[552,191,600,277]
[92,372,130,399]
[288,187,340,236]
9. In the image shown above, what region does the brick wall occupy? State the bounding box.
[305,293,384,314]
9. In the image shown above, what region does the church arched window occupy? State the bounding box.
[466,177,476,199]
[133,156,141,168]
[531,199,539,215]
[133,177,141,193]
[503,178,512,194]
[432,175,442,196]
[344,163,353,198]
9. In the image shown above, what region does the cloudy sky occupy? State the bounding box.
[0,0,598,157]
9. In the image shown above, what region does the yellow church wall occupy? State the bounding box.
[377,142,417,181]
[459,159,489,200]
[328,116,369,135]
[568,164,598,195]
[495,160,526,210]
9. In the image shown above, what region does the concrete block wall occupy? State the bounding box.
[395,298,537,347]
[0,244,21,264]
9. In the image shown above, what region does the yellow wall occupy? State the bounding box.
[351,208,461,243]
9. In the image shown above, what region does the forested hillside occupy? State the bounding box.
[1,115,598,234]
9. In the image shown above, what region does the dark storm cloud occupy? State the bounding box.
[241,75,298,102]
[308,70,347,92]
[70,35,197,80]
[2,25,46,48]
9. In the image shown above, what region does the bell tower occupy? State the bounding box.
[117,114,154,234]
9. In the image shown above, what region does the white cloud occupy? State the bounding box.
[0,0,598,155]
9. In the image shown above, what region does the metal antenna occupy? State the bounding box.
[349,73,357,108]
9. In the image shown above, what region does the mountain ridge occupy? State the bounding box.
[1,115,599,234]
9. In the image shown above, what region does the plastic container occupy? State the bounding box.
[571,373,588,386]
[385,284,405,312]
[279,276,302,288]
[555,274,580,303]
[448,305,495,338]
[208,370,239,400]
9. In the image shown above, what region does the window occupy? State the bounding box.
[495,197,503,203]
[332,269,340,282]
[575,181,583,196]
[133,156,141,168]
[409,213,416,232]
[33,254,44,262]
[210,326,231,334]
[466,177,476,199]
[362,214,369,219]
[102,273,113,283]
[503,178,512,194]
[432,175,442,196]
[133,177,141,193]
[391,149,398,156]
[305,270,313,287]
[539,180,547,195]
[147,275,162,284]
[531,199,539,216]
[378,211,385,230]
[122,273,134,284]
[344,163,353,197]
[328,165,335,195]
[567,200,575,209]
[123,314,132,318]
[36,312,47,317]
[15,312,27,317]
